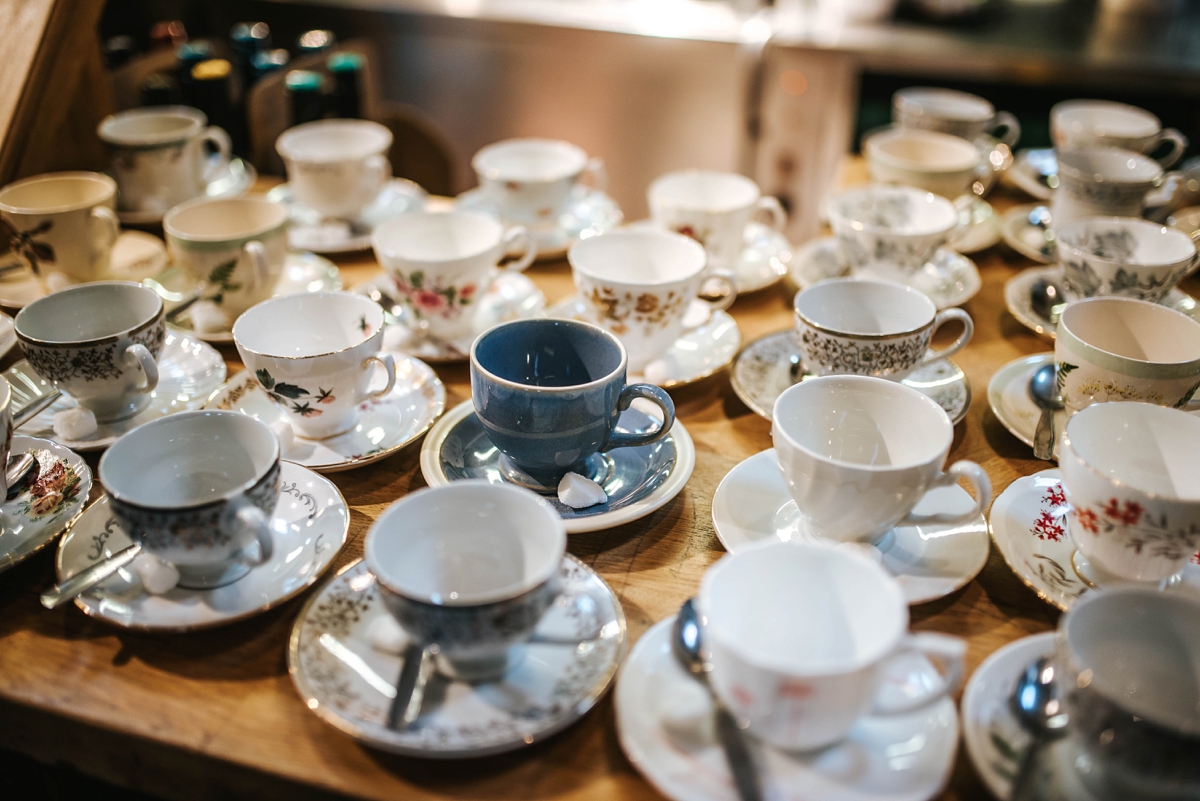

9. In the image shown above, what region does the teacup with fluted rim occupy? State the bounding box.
[827,185,961,284]
[472,138,605,222]
[1057,216,1198,303]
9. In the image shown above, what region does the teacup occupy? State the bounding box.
[98,106,232,216]
[1052,99,1188,168]
[371,210,536,342]
[1051,147,1176,228]
[892,86,1021,147]
[0,171,119,286]
[1169,205,1200,238]
[827,185,961,282]
[365,481,566,680]
[163,196,290,320]
[1057,216,1198,302]
[793,278,973,379]
[99,410,281,590]
[698,539,967,751]
[472,138,605,222]
[15,282,163,422]
[233,291,397,440]
[863,127,984,199]
[1055,296,1200,414]
[646,170,786,274]
[568,230,735,371]
[772,375,991,543]
[275,119,393,220]
[470,318,676,488]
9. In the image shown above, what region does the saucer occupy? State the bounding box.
[0,311,14,359]
[421,400,695,534]
[203,359,446,473]
[17,330,227,451]
[949,196,1002,254]
[616,616,959,801]
[988,469,1200,611]
[0,436,92,574]
[354,271,546,363]
[547,296,740,388]
[624,219,792,293]
[987,353,1066,458]
[712,449,989,605]
[789,236,981,310]
[289,555,626,758]
[1003,148,1056,201]
[456,184,623,260]
[999,203,1056,263]
[267,178,428,254]
[116,158,258,226]
[730,331,971,425]
[56,461,349,631]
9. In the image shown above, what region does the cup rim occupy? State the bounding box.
[864,127,980,174]
[232,291,384,360]
[826,185,958,237]
[14,281,164,348]
[163,196,290,245]
[1058,296,1200,376]
[275,118,394,164]
[646,169,762,213]
[567,229,707,287]
[1057,216,1195,267]
[793,278,936,340]
[470,318,628,393]
[1052,99,1162,131]
[471,138,588,184]
[893,86,995,122]
[370,210,505,264]
[0,171,117,215]
[1056,146,1163,185]
[97,105,207,147]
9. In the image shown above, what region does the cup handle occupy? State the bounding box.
[1145,170,1184,211]
[227,499,274,567]
[1153,128,1188,169]
[501,225,537,271]
[991,111,1022,150]
[363,353,397,399]
[869,632,967,716]
[200,126,233,184]
[921,308,973,366]
[697,271,737,315]
[122,342,159,393]
[754,196,787,232]
[242,240,270,292]
[601,384,675,451]
[897,460,992,528]
[366,154,392,199]
[582,157,607,192]
[91,205,121,258]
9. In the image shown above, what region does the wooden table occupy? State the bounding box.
[0,165,1094,800]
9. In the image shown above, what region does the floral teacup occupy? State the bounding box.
[827,185,961,283]
[1057,216,1198,303]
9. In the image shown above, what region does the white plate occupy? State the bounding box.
[267,178,428,254]
[999,204,1056,263]
[456,184,623,260]
[116,158,257,226]
[624,219,792,293]
[0,436,92,573]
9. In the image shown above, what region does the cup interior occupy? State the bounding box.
[99,106,204,145]
[1061,298,1200,364]
[233,292,383,357]
[164,197,289,241]
[0,172,114,214]
[866,128,980,172]
[16,282,161,344]
[569,230,706,285]
[1054,100,1160,139]
[896,87,993,122]
[366,482,566,606]
[1059,217,1195,266]
[1066,402,1200,500]
[372,211,503,262]
[473,319,623,388]
[473,138,587,183]
[1057,147,1162,184]
[828,186,958,235]
[276,119,392,162]
[648,170,760,212]
[794,279,935,335]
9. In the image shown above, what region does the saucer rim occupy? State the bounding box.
[620,219,793,293]
[0,435,93,574]
[271,177,429,255]
[115,158,258,225]
[454,185,623,261]
[987,468,1076,612]
[999,203,1056,264]
[985,351,1057,453]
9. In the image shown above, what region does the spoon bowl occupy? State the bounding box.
[1028,363,1063,460]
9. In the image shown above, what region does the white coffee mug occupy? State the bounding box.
[893,86,1021,148]
[1052,100,1188,168]
[276,119,393,220]
[472,138,604,222]
[1051,147,1177,228]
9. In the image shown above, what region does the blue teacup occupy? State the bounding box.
[470,318,676,490]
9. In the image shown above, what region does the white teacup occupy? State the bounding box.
[698,539,966,751]
[163,196,290,321]
[1051,147,1176,228]
[276,119,393,220]
[1052,100,1188,168]
[568,230,736,372]
[827,185,961,282]
[772,375,991,543]
[1057,216,1198,302]
[892,86,1021,148]
[233,291,397,440]
[98,106,232,216]
[863,127,984,199]
[793,279,973,379]
[647,170,786,274]
[372,210,536,342]
[472,138,605,222]
[0,171,120,286]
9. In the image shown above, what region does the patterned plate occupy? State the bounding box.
[0,436,91,573]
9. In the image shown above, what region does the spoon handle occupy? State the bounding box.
[715,705,763,801]
[40,544,141,609]
[386,643,433,730]
[1033,407,1055,461]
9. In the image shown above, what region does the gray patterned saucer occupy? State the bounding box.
[288,555,627,758]
[420,400,695,533]
[730,331,970,425]
[0,436,91,573]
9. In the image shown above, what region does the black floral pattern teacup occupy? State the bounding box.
[1058,216,1198,303]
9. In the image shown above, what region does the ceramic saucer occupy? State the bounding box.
[987,353,1066,458]
[950,196,1002,254]
[999,204,1056,263]
[1002,148,1056,201]
[616,616,959,801]
[730,331,970,425]
[712,449,989,605]
[456,184,623,260]
[354,271,547,363]
[267,178,428,254]
[789,236,981,310]
[203,359,446,473]
[0,436,91,573]
[56,461,349,631]
[0,310,14,359]
[116,158,257,226]
[289,555,626,758]
[547,296,740,388]
[421,400,695,534]
[17,330,227,451]
[624,219,792,293]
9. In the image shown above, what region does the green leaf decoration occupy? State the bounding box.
[272,382,308,400]
[291,401,321,417]
[1175,378,1200,409]
[207,259,238,288]
[255,369,275,390]
[410,271,424,290]
[1056,362,1077,393]
[989,731,1020,762]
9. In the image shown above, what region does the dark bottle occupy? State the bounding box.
[105,35,137,70]
[141,72,179,106]
[286,70,325,126]
[230,22,271,89]
[191,59,236,138]
[177,40,215,107]
[149,20,187,51]
[327,52,365,119]
[252,49,291,82]
[296,30,336,57]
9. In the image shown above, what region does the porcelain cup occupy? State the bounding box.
[372,210,536,342]
[1055,296,1200,414]
[793,279,973,379]
[1051,147,1177,228]
[470,318,676,489]
[827,185,962,283]
[1052,100,1188,168]
[698,539,967,751]
[772,375,991,543]
[472,138,605,223]
[892,86,1021,148]
[646,170,786,274]
[568,230,735,372]
[15,282,163,422]
[1057,216,1199,302]
[99,410,281,590]
[365,481,567,680]
[233,291,397,440]
[276,119,393,220]
[863,127,985,199]
[98,106,232,216]
[0,171,119,286]
[163,196,289,321]
[1169,205,1200,238]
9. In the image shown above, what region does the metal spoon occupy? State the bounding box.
[1026,206,1057,261]
[672,598,762,801]
[1029,364,1063,461]
[40,544,142,609]
[1008,656,1070,801]
[4,453,36,499]
[1030,276,1067,326]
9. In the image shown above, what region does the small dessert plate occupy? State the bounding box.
[456,184,623,260]
[267,177,428,254]
[789,236,981,310]
[987,352,1066,458]
[1000,204,1056,263]
[0,436,92,574]
[624,219,792,293]
[421,400,695,534]
[713,449,989,605]
[116,158,258,226]
[731,330,970,425]
[547,297,740,388]
[17,331,227,452]
[0,311,15,359]
[203,359,446,473]
[1003,148,1056,201]
[950,196,1002,254]
[289,556,626,758]
[616,616,959,801]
